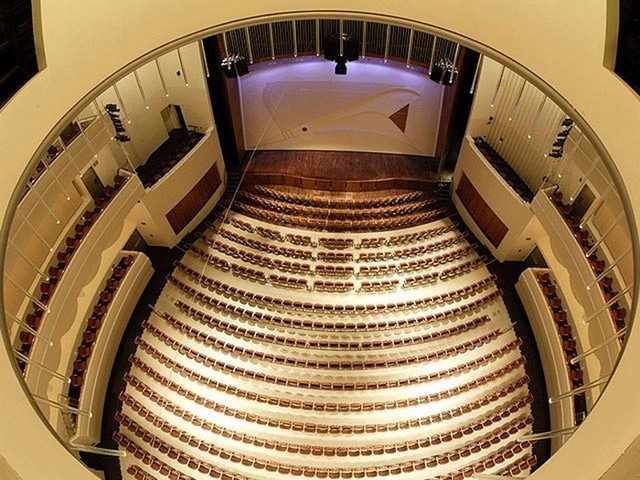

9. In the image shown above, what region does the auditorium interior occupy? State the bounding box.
[0,2,639,480]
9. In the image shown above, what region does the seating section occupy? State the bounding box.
[230,186,451,232]
[115,185,536,479]
[474,137,534,202]
[67,255,135,396]
[550,190,628,338]
[16,174,129,370]
[536,272,588,422]
[137,129,204,188]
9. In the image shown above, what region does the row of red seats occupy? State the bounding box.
[204,227,314,260]
[16,174,127,370]
[236,201,451,233]
[119,388,533,457]
[268,274,308,290]
[190,244,313,280]
[114,417,533,478]
[68,255,134,391]
[132,338,527,406]
[116,407,534,471]
[123,369,532,433]
[145,315,514,372]
[254,225,283,241]
[191,238,476,283]
[550,190,628,334]
[357,232,469,262]
[212,218,461,257]
[359,279,399,292]
[118,432,535,480]
[168,274,503,330]
[318,237,353,249]
[536,272,585,389]
[314,280,354,292]
[254,185,426,209]
[173,261,498,313]
[474,137,535,202]
[402,257,486,289]
[357,245,476,277]
[219,215,461,251]
[175,301,492,350]
[287,233,313,246]
[241,190,438,220]
[317,251,353,262]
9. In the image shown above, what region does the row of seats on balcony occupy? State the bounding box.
[254,185,426,209]
[474,137,535,203]
[550,190,628,334]
[137,130,203,188]
[536,272,585,389]
[143,315,515,372]
[172,261,498,314]
[67,255,134,391]
[16,174,128,369]
[114,416,533,479]
[168,274,503,331]
[123,369,531,433]
[119,387,533,457]
[130,338,527,407]
[235,201,450,233]
[173,302,492,350]
[240,190,439,220]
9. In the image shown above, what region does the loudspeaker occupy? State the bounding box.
[430,65,445,84]
[324,34,359,62]
[324,36,339,61]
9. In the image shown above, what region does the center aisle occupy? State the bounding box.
[113,185,537,480]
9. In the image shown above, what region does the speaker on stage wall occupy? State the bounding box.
[430,65,445,84]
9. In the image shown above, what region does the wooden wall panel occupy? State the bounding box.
[456,173,508,247]
[166,165,221,234]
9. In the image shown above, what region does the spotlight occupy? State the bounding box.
[221,54,249,78]
[430,58,458,86]
[335,56,347,75]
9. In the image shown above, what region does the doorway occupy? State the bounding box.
[161,104,186,135]
[572,184,596,219]
[81,167,105,199]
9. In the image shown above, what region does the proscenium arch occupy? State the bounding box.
[0,5,638,480]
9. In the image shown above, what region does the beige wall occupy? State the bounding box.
[0,2,639,479]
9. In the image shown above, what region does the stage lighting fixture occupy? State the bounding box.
[221,54,249,78]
